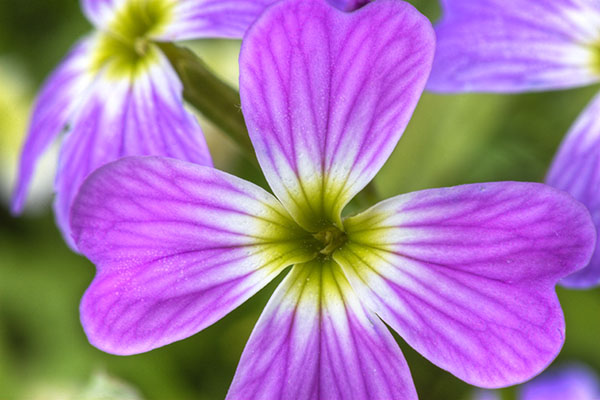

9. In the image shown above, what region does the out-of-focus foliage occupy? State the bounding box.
[0,57,57,211]
[1,1,599,399]
[0,58,30,201]
[25,371,145,400]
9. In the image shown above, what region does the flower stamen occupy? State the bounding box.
[134,37,151,56]
[313,226,347,256]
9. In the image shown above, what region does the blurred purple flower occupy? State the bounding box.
[70,0,595,398]
[474,364,600,400]
[428,0,600,288]
[521,364,600,400]
[12,0,279,249]
[472,389,501,400]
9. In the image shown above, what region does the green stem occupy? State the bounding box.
[159,42,259,168]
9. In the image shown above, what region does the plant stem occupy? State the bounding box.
[159,42,259,168]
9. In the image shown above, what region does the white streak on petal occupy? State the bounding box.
[227,260,417,400]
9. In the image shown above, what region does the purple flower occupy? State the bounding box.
[474,364,600,400]
[12,0,279,249]
[326,0,371,12]
[428,0,600,288]
[472,389,501,400]
[70,0,595,398]
[520,364,600,400]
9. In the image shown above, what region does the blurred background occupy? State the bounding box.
[1,1,600,399]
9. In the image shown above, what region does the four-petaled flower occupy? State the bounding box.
[12,0,278,249]
[70,0,596,398]
[428,0,600,288]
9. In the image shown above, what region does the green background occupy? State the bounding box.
[1,1,599,399]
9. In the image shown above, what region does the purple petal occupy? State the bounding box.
[334,182,595,387]
[12,37,94,214]
[239,0,435,231]
[547,93,600,288]
[520,364,600,400]
[80,0,123,28]
[428,0,600,92]
[154,0,279,41]
[227,260,417,400]
[71,156,313,355]
[54,48,212,250]
[326,0,371,12]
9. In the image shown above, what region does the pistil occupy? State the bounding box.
[313,226,347,256]
[134,37,151,57]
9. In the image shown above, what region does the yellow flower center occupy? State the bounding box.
[91,0,174,78]
[312,225,347,257]
[109,0,174,40]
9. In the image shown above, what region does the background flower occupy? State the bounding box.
[520,363,600,400]
[474,363,600,400]
[11,0,280,250]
